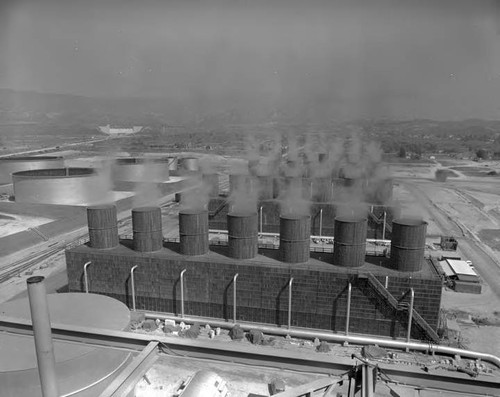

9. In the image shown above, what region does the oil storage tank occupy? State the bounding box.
[132,206,163,252]
[280,215,311,263]
[0,293,131,397]
[179,209,209,255]
[112,157,170,182]
[0,156,64,185]
[87,205,119,249]
[390,218,427,272]
[179,157,200,173]
[227,212,258,259]
[12,168,111,205]
[333,216,367,267]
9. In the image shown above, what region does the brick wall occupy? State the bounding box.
[66,245,441,340]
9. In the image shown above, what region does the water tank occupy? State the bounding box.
[87,205,119,249]
[227,212,258,259]
[202,173,219,197]
[179,157,199,173]
[132,206,163,252]
[257,175,274,200]
[390,218,427,272]
[166,157,178,171]
[112,158,170,182]
[179,209,209,255]
[333,216,367,267]
[280,215,311,263]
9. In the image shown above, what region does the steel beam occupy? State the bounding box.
[99,341,159,397]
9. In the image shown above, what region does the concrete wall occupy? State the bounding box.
[66,244,442,339]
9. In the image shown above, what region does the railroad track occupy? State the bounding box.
[0,196,177,285]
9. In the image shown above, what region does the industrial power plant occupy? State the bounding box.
[1,138,499,396]
[65,154,442,342]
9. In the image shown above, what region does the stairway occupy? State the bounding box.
[368,211,392,235]
[362,273,439,342]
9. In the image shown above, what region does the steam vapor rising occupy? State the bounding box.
[179,129,392,218]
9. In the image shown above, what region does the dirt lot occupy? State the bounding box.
[392,157,500,357]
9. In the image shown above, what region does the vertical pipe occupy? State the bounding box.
[346,282,352,336]
[83,261,91,293]
[259,206,263,234]
[382,211,387,240]
[233,274,239,323]
[27,276,59,397]
[180,269,186,318]
[130,265,138,311]
[384,276,389,289]
[407,288,414,344]
[319,209,323,237]
[288,278,294,330]
[362,364,374,397]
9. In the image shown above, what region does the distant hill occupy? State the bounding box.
[1,88,500,134]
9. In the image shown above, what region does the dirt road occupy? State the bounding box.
[401,179,500,301]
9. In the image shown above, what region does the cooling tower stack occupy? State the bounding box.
[227,212,258,259]
[283,176,303,195]
[279,215,311,263]
[202,173,219,197]
[312,177,333,202]
[257,175,274,200]
[229,174,255,195]
[390,218,427,272]
[87,205,119,249]
[132,206,163,252]
[333,217,367,267]
[179,209,209,255]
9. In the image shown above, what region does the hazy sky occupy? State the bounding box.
[1,0,500,120]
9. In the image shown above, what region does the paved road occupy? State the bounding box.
[402,179,500,301]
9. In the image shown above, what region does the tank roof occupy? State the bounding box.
[0,156,63,161]
[393,218,428,226]
[12,167,96,178]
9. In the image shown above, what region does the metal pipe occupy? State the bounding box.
[319,209,323,237]
[288,278,294,330]
[83,261,91,293]
[382,211,387,240]
[233,274,239,323]
[130,265,138,311]
[180,269,186,318]
[346,283,351,336]
[143,312,500,368]
[27,276,59,397]
[407,288,414,344]
[259,206,263,234]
